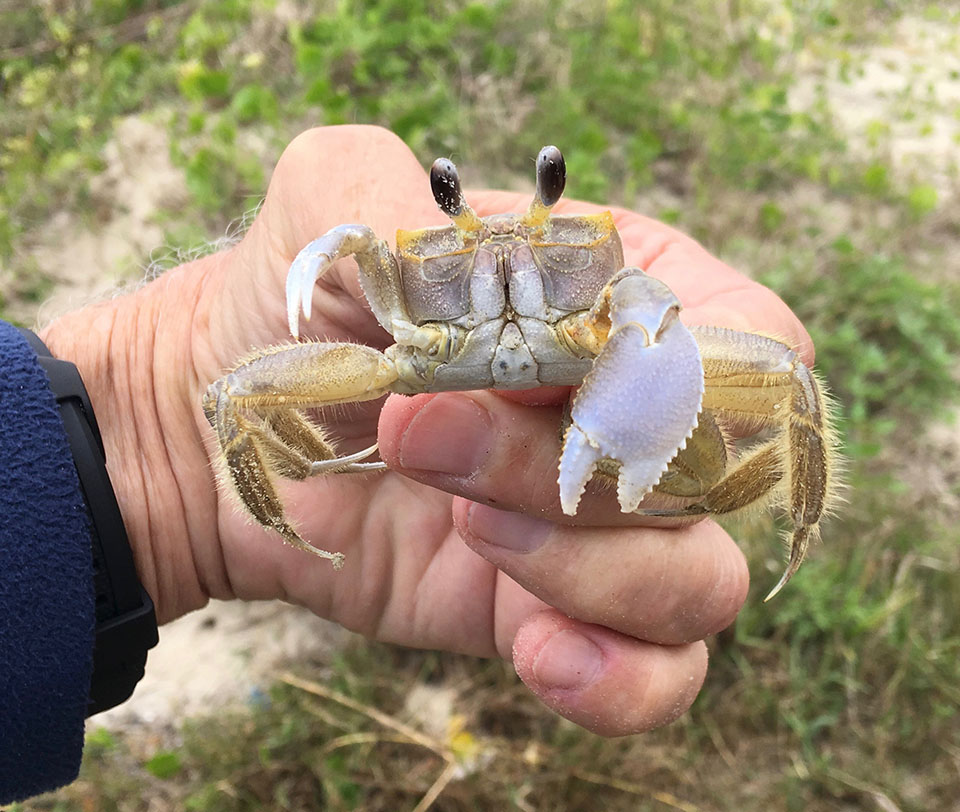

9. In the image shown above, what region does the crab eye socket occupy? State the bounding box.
[536,145,565,207]
[430,158,464,217]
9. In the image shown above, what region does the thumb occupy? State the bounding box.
[244,125,446,275]
[221,126,447,350]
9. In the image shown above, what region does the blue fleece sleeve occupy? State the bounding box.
[0,320,94,804]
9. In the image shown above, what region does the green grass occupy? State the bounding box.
[0,0,891,261]
[3,0,960,810]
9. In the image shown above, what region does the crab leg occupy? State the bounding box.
[204,341,399,565]
[558,268,705,514]
[642,410,729,499]
[639,326,837,599]
[699,327,836,599]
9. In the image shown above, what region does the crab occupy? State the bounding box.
[204,145,838,600]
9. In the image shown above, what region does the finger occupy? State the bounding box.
[258,125,445,261]
[379,390,685,526]
[453,500,748,645]
[512,610,708,736]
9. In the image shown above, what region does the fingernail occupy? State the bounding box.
[533,629,603,690]
[467,504,551,553]
[399,394,492,476]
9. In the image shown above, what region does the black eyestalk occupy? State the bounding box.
[536,145,566,207]
[430,158,465,217]
[430,157,483,232]
[521,145,566,228]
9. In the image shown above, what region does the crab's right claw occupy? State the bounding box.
[558,271,705,515]
[286,240,335,338]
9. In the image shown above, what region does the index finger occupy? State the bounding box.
[379,390,693,527]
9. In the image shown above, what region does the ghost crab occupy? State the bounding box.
[204,146,838,599]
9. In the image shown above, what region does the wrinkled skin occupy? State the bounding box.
[43,126,813,736]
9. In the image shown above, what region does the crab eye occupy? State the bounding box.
[536,145,565,207]
[430,158,464,217]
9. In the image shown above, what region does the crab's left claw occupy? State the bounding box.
[558,270,705,515]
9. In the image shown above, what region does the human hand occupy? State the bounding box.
[40,125,812,736]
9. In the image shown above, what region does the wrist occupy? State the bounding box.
[39,253,229,623]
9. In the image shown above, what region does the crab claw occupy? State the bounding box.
[286,240,334,338]
[558,270,705,515]
[285,224,384,338]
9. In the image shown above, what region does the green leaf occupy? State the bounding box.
[907,183,937,217]
[759,200,785,233]
[85,726,116,751]
[145,750,182,779]
[231,84,278,123]
[862,162,890,195]
[185,148,222,209]
[659,208,681,225]
[178,64,230,101]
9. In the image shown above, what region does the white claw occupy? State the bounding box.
[286,270,302,338]
[300,256,322,323]
[558,273,705,515]
[557,424,601,515]
[285,244,333,338]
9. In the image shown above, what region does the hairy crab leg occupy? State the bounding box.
[637,326,838,600]
[558,268,705,515]
[250,408,381,475]
[204,341,399,566]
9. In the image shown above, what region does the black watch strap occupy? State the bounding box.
[19,329,158,716]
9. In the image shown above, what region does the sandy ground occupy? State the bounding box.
[96,601,353,728]
[793,15,960,198]
[13,10,956,734]
[10,117,189,328]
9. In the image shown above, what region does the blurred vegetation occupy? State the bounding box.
[3,0,960,810]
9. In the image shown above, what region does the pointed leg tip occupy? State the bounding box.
[305,543,346,569]
[763,549,806,602]
[280,524,346,569]
[765,528,811,601]
[763,577,788,603]
[309,442,380,475]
